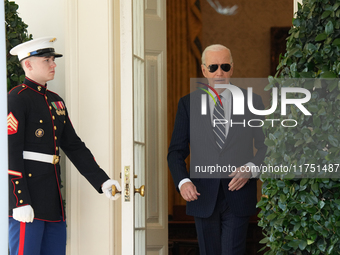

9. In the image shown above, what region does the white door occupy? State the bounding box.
[120,0,167,254]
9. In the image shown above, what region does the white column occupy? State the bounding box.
[0,3,9,254]
[294,0,303,16]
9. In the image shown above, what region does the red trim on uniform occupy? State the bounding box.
[18,222,26,255]
[11,176,22,207]
[34,217,63,222]
[44,94,65,220]
[17,87,28,95]
[54,164,65,220]
[26,77,47,88]
[7,112,19,135]
[47,89,61,96]
[8,84,25,94]
[25,85,45,96]
[8,170,23,178]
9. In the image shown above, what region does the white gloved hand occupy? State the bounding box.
[13,205,34,223]
[101,179,121,200]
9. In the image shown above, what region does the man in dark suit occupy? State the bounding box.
[168,44,267,255]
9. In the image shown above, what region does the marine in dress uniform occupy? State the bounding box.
[7,37,120,255]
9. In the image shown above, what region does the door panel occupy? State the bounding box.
[120,0,167,254]
[145,0,168,253]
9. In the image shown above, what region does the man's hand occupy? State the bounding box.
[228,166,252,191]
[13,205,34,223]
[102,179,121,200]
[180,182,200,202]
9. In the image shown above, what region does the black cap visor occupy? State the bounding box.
[20,48,63,61]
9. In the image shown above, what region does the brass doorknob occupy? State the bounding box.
[134,185,145,197]
[111,185,121,197]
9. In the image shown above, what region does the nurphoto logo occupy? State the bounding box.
[199,82,312,128]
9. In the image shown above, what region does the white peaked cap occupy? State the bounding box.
[10,36,63,61]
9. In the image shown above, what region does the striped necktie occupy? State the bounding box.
[212,96,226,149]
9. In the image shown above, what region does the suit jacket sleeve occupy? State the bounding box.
[167,96,191,191]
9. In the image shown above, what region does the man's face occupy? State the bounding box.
[201,49,233,87]
[26,56,57,85]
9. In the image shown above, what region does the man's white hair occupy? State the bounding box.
[201,44,233,65]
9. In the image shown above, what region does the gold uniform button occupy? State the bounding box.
[28,173,32,177]
[15,181,19,184]
[19,200,23,204]
[56,147,59,151]
[52,116,55,120]
[54,126,57,130]
[45,96,48,100]
[55,136,57,140]
[18,190,21,194]
[40,120,43,123]
[64,121,66,124]
[49,106,52,110]
[22,85,25,88]
[37,86,42,91]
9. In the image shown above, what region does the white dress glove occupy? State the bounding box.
[13,205,34,223]
[102,179,121,200]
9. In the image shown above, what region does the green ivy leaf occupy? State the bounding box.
[293,222,301,232]
[320,71,337,78]
[315,33,327,41]
[288,239,300,249]
[318,200,325,209]
[317,238,327,252]
[307,239,314,245]
[267,213,277,220]
[311,182,319,192]
[300,71,314,78]
[299,239,308,250]
[300,178,308,186]
[325,20,334,35]
[333,38,340,46]
[333,2,340,11]
[259,237,269,244]
[277,181,286,188]
[328,79,338,91]
[295,140,305,147]
[264,138,275,146]
[321,10,332,19]
[328,135,339,147]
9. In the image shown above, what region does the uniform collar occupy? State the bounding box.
[23,77,47,95]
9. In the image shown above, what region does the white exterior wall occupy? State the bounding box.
[13,1,120,254]
[16,0,66,98]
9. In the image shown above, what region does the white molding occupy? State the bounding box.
[65,0,81,254]
[113,1,123,254]
[120,0,135,254]
[293,0,303,16]
[65,0,118,254]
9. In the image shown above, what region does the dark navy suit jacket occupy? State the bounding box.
[168,87,267,218]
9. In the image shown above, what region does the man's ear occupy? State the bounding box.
[201,64,207,78]
[23,59,33,70]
